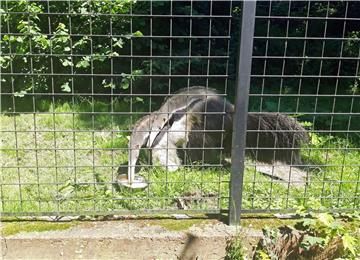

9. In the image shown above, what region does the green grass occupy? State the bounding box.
[2,222,75,236]
[1,100,359,215]
[146,219,214,231]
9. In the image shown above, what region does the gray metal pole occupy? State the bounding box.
[229,0,256,225]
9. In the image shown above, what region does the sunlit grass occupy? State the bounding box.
[1,100,359,215]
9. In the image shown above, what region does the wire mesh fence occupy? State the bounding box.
[242,0,360,215]
[0,1,359,220]
[1,0,234,216]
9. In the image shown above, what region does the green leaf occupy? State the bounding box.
[110,51,120,57]
[132,69,143,76]
[258,250,271,260]
[121,81,129,90]
[113,37,124,48]
[301,235,325,250]
[300,121,313,127]
[102,80,115,89]
[34,35,49,49]
[16,36,24,43]
[2,34,9,41]
[72,36,89,49]
[317,213,334,227]
[133,30,143,37]
[56,23,66,31]
[342,233,356,256]
[310,133,322,146]
[76,56,91,68]
[61,59,73,67]
[79,7,88,14]
[14,90,27,97]
[9,35,16,42]
[135,97,144,103]
[93,54,107,62]
[329,220,344,232]
[0,56,11,68]
[302,218,317,228]
[61,82,71,92]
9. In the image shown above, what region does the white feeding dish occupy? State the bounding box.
[117,174,148,189]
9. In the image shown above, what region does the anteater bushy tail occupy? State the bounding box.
[246,113,310,165]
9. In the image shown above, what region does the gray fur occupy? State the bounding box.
[126,86,309,173]
[127,86,220,174]
[246,113,309,165]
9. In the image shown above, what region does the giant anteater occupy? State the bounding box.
[122,86,309,187]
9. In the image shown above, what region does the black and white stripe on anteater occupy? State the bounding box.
[127,86,309,180]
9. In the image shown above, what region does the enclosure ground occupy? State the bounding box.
[2,102,359,215]
[1,218,263,259]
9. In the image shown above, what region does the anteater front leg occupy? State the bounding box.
[151,116,188,171]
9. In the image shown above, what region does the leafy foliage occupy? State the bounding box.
[0,0,137,96]
[295,201,359,257]
[2,2,359,132]
[225,236,248,260]
[253,201,359,259]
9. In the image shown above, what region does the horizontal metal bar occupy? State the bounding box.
[0,93,227,97]
[0,111,228,115]
[1,163,359,169]
[2,111,358,116]
[251,75,360,79]
[243,180,360,184]
[0,53,229,59]
[0,129,226,133]
[255,15,360,21]
[245,130,360,133]
[0,197,226,203]
[0,146,227,151]
[0,164,227,169]
[248,94,360,98]
[243,196,360,200]
[254,36,360,41]
[237,208,357,214]
[248,111,360,115]
[0,32,230,39]
[2,208,358,218]
[4,180,360,186]
[2,196,359,204]
[2,93,358,98]
[1,180,228,186]
[253,56,360,61]
[0,72,228,78]
[0,129,358,134]
[1,146,359,152]
[0,209,226,218]
[0,12,231,18]
[0,130,228,135]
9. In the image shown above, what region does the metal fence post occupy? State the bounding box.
[229,0,256,225]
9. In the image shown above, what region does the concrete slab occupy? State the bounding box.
[1,220,262,259]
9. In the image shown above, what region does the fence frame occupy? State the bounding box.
[229,0,257,225]
[1,0,359,223]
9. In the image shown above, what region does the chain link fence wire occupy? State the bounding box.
[0,1,359,219]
